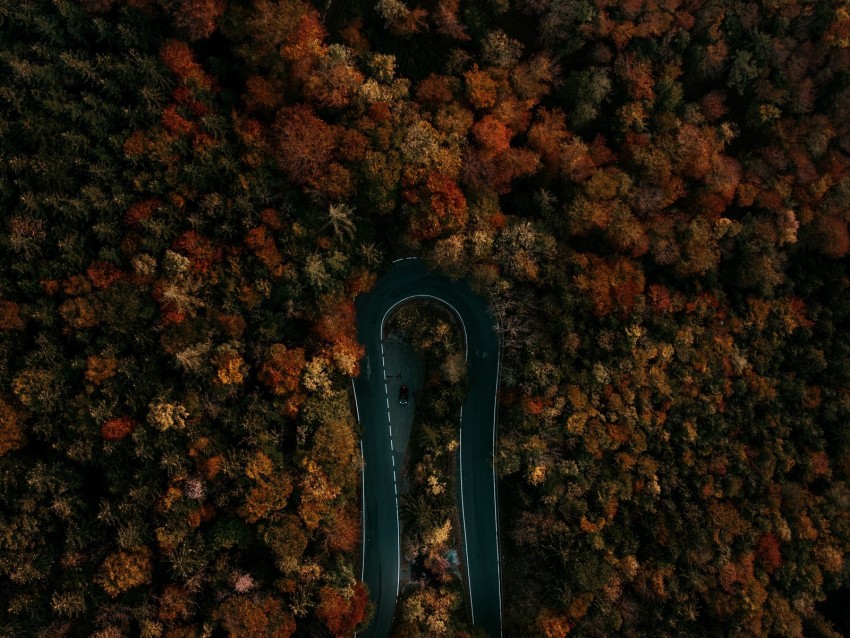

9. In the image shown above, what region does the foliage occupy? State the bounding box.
[1,0,849,635]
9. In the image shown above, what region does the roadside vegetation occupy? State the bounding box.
[1,0,849,636]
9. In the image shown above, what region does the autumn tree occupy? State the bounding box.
[259,344,307,415]
[170,0,226,40]
[0,399,26,457]
[97,546,153,597]
[273,105,352,200]
[239,450,294,524]
[312,297,365,376]
[316,583,369,637]
[214,595,296,638]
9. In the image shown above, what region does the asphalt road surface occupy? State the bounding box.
[352,257,502,638]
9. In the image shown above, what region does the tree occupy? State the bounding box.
[160,39,213,90]
[481,30,523,69]
[214,595,296,638]
[463,116,540,194]
[172,231,222,275]
[238,0,328,80]
[304,45,364,109]
[324,203,357,242]
[313,297,365,376]
[464,65,498,110]
[375,0,428,35]
[395,585,459,636]
[173,0,226,41]
[262,514,308,573]
[316,583,369,637]
[259,344,306,397]
[757,533,783,574]
[298,459,340,530]
[246,223,286,278]
[527,108,571,179]
[816,216,850,258]
[214,348,247,385]
[432,0,469,40]
[472,115,512,155]
[537,609,573,638]
[409,172,468,240]
[274,105,352,198]
[97,546,153,597]
[0,301,24,331]
[101,417,136,441]
[322,506,360,553]
[574,255,646,317]
[0,399,26,457]
[239,451,294,524]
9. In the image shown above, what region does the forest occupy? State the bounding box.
[0,0,849,636]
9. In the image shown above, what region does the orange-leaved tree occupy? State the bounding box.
[313,296,365,376]
[316,583,369,637]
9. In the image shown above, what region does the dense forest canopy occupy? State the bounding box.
[0,0,849,636]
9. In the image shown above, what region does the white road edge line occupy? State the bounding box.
[494,329,504,636]
[351,378,361,423]
[359,439,366,581]
[459,426,474,623]
[378,338,401,601]
[395,494,400,599]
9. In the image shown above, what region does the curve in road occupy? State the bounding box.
[353,257,503,638]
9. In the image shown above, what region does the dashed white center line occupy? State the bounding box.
[378,336,404,600]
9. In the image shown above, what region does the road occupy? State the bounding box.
[352,257,502,638]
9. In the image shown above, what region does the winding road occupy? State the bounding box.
[352,258,503,638]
